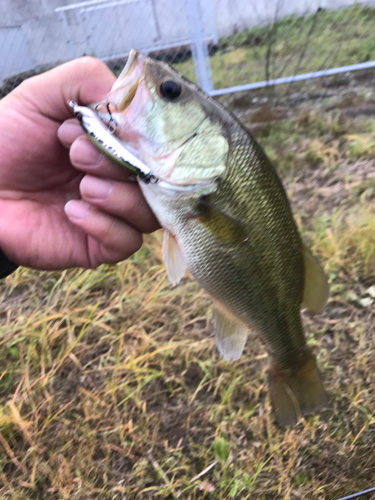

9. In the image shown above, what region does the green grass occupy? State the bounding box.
[249,110,375,177]
[174,3,375,90]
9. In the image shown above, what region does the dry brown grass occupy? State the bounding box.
[0,105,375,499]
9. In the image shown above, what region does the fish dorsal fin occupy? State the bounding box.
[163,229,187,286]
[213,302,249,361]
[302,244,329,314]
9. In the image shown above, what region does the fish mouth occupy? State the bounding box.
[92,49,147,116]
[109,49,147,111]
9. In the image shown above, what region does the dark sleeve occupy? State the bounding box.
[0,248,18,279]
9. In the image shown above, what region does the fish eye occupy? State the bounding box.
[160,80,181,100]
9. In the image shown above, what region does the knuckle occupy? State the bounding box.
[101,231,142,264]
[76,55,100,69]
[15,78,33,96]
[127,190,145,217]
[126,233,143,258]
[75,56,112,80]
[100,217,119,243]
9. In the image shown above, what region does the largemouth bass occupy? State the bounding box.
[88,50,329,426]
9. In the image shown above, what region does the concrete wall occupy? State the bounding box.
[213,0,375,36]
[0,0,374,83]
[0,0,218,82]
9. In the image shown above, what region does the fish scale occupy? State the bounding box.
[176,130,306,368]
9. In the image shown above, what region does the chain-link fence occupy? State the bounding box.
[1,0,375,102]
[193,0,375,97]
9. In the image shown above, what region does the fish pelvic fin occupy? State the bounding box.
[269,351,327,427]
[213,302,249,361]
[302,244,329,314]
[163,229,187,286]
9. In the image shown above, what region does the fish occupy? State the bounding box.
[90,49,329,426]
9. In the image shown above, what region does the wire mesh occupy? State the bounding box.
[1,0,375,101]
[204,1,375,94]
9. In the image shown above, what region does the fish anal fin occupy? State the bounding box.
[269,352,327,427]
[163,229,187,286]
[302,245,329,314]
[213,302,249,362]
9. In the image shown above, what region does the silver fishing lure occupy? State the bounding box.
[68,100,155,182]
[68,100,218,196]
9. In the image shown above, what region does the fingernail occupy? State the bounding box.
[64,200,90,220]
[58,122,83,147]
[81,176,112,200]
[72,139,103,167]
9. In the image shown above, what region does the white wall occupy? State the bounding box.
[1,0,374,83]
[213,0,375,36]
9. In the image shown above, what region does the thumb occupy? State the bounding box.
[17,57,116,122]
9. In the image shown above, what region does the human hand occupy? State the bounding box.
[0,57,159,271]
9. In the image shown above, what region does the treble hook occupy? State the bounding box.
[106,102,117,134]
[94,102,117,134]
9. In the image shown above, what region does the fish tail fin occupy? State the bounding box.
[269,352,327,427]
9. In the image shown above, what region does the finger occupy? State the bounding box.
[19,57,116,122]
[80,175,160,233]
[64,200,142,265]
[70,135,133,182]
[57,118,84,148]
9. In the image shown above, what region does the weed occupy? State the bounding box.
[174,4,375,91]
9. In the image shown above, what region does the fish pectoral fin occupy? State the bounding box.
[269,352,327,427]
[163,229,187,286]
[198,198,246,246]
[213,302,249,361]
[302,244,329,314]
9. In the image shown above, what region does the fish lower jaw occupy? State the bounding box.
[154,178,219,197]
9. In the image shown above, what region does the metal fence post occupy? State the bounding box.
[185,0,213,94]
